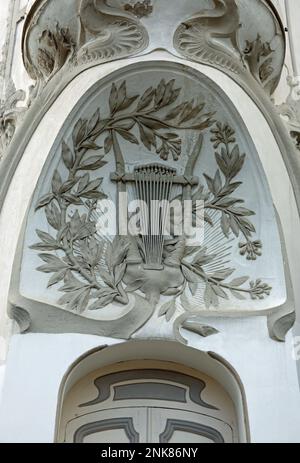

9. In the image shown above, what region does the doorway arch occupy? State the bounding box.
[55,341,250,443]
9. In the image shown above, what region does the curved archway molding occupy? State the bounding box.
[54,340,250,443]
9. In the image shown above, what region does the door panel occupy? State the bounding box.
[65,407,233,443]
[150,409,234,443]
[83,429,130,443]
[65,408,146,443]
[168,431,213,443]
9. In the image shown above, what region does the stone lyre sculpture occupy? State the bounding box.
[109,136,202,308]
[134,164,177,270]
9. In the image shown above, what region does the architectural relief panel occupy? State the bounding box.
[0,79,27,160]
[11,62,286,342]
[276,70,300,151]
[173,0,285,95]
[22,0,149,82]
[22,0,284,93]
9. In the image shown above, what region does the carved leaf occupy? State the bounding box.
[37,254,69,273]
[99,269,115,289]
[159,299,177,322]
[87,109,100,134]
[192,248,216,267]
[59,272,87,292]
[51,170,63,194]
[188,283,198,296]
[118,95,139,111]
[30,230,60,251]
[230,289,247,300]
[125,280,144,292]
[204,283,219,309]
[109,83,118,114]
[229,276,249,287]
[184,246,200,258]
[58,287,90,313]
[104,133,113,154]
[181,265,199,284]
[115,129,139,145]
[62,141,74,170]
[182,320,219,338]
[211,284,228,299]
[47,270,67,288]
[35,194,55,211]
[180,292,193,312]
[79,156,107,171]
[211,269,235,281]
[45,203,62,231]
[221,212,230,238]
[137,87,154,111]
[89,288,118,310]
[114,262,127,286]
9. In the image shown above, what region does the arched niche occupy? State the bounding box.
[7,57,292,342]
[54,341,250,443]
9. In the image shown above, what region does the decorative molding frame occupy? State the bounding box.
[159,418,225,443]
[267,209,296,341]
[73,417,139,443]
[208,350,251,443]
[79,369,218,410]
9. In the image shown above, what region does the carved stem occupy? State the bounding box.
[205,203,252,243]
[63,246,101,289]
[112,130,126,236]
[181,261,251,295]
[185,134,203,178]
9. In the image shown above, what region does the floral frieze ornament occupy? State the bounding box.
[22,0,285,98]
[173,0,283,96]
[13,65,286,341]
[37,24,75,81]
[23,0,149,82]
[24,78,274,342]
[76,0,149,65]
[173,0,242,74]
[0,80,27,161]
[276,71,300,152]
[124,0,153,18]
[243,34,275,94]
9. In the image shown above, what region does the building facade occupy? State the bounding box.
[0,0,300,443]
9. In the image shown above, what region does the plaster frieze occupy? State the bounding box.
[22,0,285,94]
[10,62,288,343]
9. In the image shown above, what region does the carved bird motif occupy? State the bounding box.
[174,0,243,73]
[77,0,148,63]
